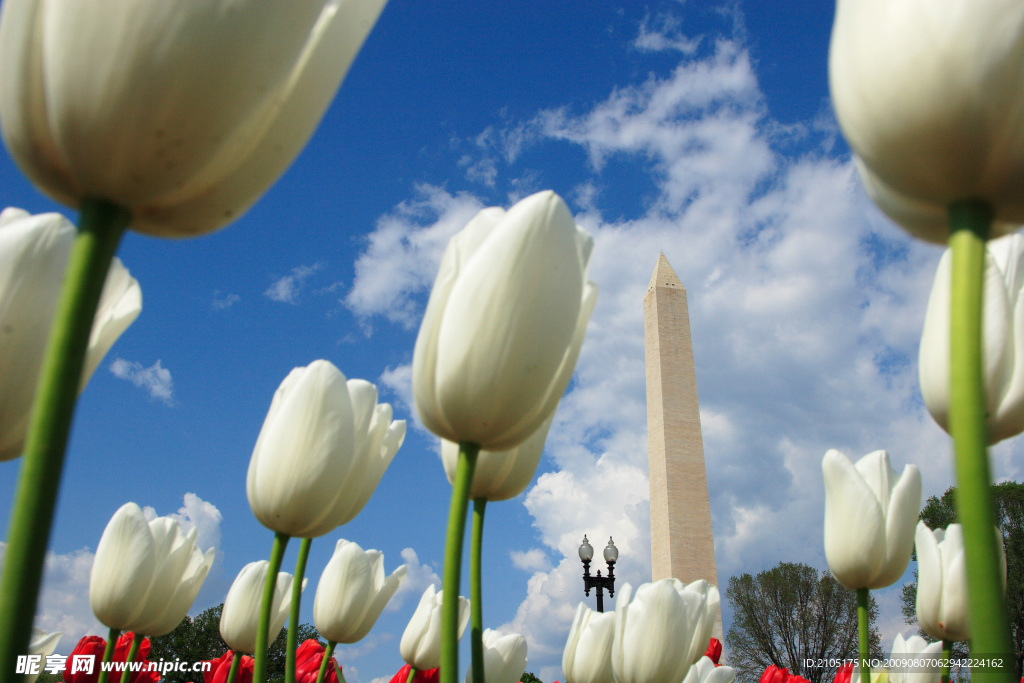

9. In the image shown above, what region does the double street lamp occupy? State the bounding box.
[578,534,618,612]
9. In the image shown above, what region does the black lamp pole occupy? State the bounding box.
[578,535,618,612]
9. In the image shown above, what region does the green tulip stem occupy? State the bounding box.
[941,640,952,683]
[441,441,480,683]
[96,627,121,683]
[125,632,143,668]
[255,532,291,683]
[227,651,243,683]
[948,201,1012,683]
[857,588,869,683]
[315,641,336,683]
[286,537,313,683]
[406,667,418,683]
[470,498,487,683]
[0,199,129,683]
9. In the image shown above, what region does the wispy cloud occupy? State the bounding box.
[109,358,175,405]
[345,185,485,329]
[264,263,323,304]
[211,291,240,310]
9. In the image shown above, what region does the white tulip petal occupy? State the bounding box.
[822,450,886,587]
[611,579,709,683]
[400,585,468,670]
[0,0,388,237]
[89,502,158,630]
[246,360,355,537]
[914,523,943,639]
[830,0,1024,237]
[414,192,595,451]
[877,463,921,587]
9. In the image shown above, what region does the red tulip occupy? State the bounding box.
[388,664,440,683]
[63,633,157,683]
[705,638,723,666]
[294,640,339,683]
[203,651,254,683]
[760,665,811,683]
[834,662,854,683]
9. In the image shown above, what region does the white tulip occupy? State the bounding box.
[829,0,1024,243]
[220,561,305,654]
[26,628,61,683]
[915,522,1006,642]
[563,602,615,683]
[441,415,552,501]
[611,579,720,683]
[822,449,921,589]
[886,634,942,683]
[89,502,214,634]
[465,629,527,683]
[400,584,469,671]
[313,539,406,644]
[0,207,140,460]
[682,657,736,683]
[247,362,403,538]
[413,190,597,451]
[0,0,387,237]
[919,234,1024,444]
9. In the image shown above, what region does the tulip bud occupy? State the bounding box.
[441,415,552,501]
[89,502,214,635]
[915,522,1007,643]
[828,0,1024,243]
[0,0,388,237]
[919,234,1024,444]
[247,362,404,538]
[563,602,615,683]
[611,579,720,683]
[220,561,305,654]
[413,190,597,451]
[0,207,141,461]
[465,629,527,683]
[313,539,406,644]
[822,449,921,589]
[399,585,469,671]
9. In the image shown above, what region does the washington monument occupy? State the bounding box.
[643,252,723,641]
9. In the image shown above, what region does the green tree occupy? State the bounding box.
[520,673,543,683]
[149,604,325,683]
[900,482,1024,678]
[725,562,881,683]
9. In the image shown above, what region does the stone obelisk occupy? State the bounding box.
[644,253,723,641]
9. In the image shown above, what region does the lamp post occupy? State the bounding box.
[578,534,618,612]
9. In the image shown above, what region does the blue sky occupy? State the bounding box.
[3,2,1023,683]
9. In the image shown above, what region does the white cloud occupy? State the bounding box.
[388,547,441,612]
[109,358,175,405]
[212,291,240,310]
[348,20,1024,682]
[345,185,485,329]
[510,549,552,573]
[264,263,323,304]
[634,12,703,54]
[9,494,223,655]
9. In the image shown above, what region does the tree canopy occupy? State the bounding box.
[725,562,881,683]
